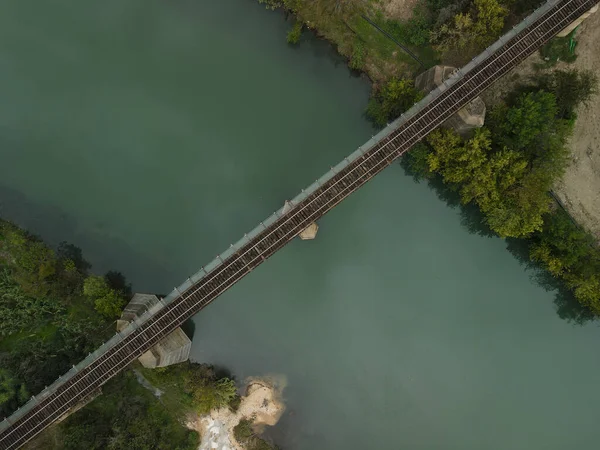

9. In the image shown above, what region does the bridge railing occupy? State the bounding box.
[0,0,564,435]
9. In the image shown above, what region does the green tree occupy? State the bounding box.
[489,91,559,153]
[535,69,598,120]
[188,376,237,414]
[83,275,126,319]
[530,209,594,274]
[0,369,27,417]
[403,142,434,181]
[366,78,423,126]
[568,274,600,313]
[431,0,508,57]
[287,21,303,44]
[425,127,548,238]
[2,228,56,296]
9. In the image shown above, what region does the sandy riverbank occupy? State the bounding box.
[188,377,286,450]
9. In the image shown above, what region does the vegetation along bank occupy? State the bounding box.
[257,0,600,318]
[0,220,277,450]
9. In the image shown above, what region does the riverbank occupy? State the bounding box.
[261,0,600,316]
[0,218,267,449]
[188,378,285,450]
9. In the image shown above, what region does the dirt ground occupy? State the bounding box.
[188,378,286,450]
[553,11,600,238]
[380,0,419,21]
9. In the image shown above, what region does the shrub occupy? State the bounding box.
[349,39,366,70]
[366,78,423,127]
[287,21,303,44]
[535,69,598,120]
[258,0,283,10]
[233,418,277,450]
[539,33,578,66]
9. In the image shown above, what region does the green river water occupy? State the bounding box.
[1,1,600,449]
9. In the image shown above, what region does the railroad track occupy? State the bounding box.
[1,0,597,448]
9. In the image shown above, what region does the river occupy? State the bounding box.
[1,0,600,449]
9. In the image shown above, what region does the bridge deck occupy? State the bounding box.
[1,0,597,448]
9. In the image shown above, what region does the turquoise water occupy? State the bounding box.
[0,1,599,449]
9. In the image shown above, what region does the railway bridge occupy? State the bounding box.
[1,0,598,447]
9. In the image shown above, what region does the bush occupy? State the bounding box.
[58,372,199,450]
[539,33,578,66]
[535,69,598,120]
[287,21,303,44]
[366,78,423,127]
[139,362,238,415]
[83,275,127,319]
[431,0,508,58]
[233,418,277,450]
[349,39,366,70]
[402,142,434,181]
[258,0,283,10]
[403,4,434,46]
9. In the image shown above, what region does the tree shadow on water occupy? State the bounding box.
[504,238,595,326]
[399,158,496,238]
[400,157,595,325]
[0,183,177,292]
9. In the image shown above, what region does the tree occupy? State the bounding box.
[535,69,598,120]
[287,21,303,44]
[3,229,56,296]
[530,209,594,274]
[470,0,507,45]
[187,376,237,414]
[489,91,559,153]
[57,242,91,275]
[366,78,423,127]
[567,274,600,313]
[430,12,473,55]
[83,275,126,319]
[431,0,508,57]
[0,369,27,417]
[425,127,548,238]
[426,127,489,185]
[94,290,126,319]
[403,142,434,181]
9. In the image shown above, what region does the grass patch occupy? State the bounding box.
[539,32,578,66]
[348,14,423,72]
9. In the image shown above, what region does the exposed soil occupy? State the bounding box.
[380,0,419,21]
[188,377,286,450]
[553,11,600,238]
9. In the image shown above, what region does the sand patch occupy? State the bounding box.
[188,376,286,450]
[380,0,419,21]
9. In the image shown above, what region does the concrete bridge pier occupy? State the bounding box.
[117,293,192,369]
[283,200,319,240]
